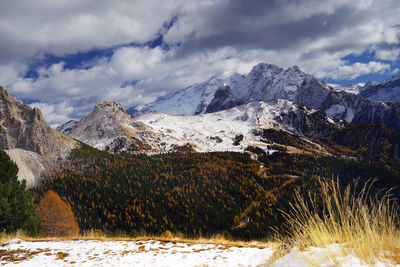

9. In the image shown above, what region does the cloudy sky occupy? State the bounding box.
[0,0,399,126]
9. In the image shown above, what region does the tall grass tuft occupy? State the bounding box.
[279,177,400,264]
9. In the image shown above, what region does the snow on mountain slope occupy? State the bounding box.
[132,62,400,130]
[67,101,161,153]
[137,72,245,115]
[136,101,281,152]
[134,63,330,115]
[62,98,333,154]
[328,83,364,94]
[56,119,78,135]
[360,74,400,104]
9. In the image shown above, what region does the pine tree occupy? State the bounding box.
[37,190,79,236]
[0,149,38,234]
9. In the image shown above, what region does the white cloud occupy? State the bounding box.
[0,0,183,62]
[375,49,400,61]
[0,0,399,126]
[320,61,391,80]
[2,43,396,126]
[110,47,166,79]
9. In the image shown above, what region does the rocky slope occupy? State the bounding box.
[0,87,77,187]
[56,120,79,135]
[359,74,400,104]
[132,63,400,130]
[61,101,161,153]
[59,98,343,154]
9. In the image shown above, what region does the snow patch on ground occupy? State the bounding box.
[0,239,274,267]
[1,239,397,266]
[271,245,396,267]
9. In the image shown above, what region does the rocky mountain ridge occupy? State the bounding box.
[0,87,77,187]
[131,63,400,130]
[359,73,400,104]
[59,96,345,154]
[61,100,161,153]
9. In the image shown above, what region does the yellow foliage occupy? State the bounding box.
[37,190,79,237]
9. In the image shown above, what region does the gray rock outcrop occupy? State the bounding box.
[0,87,77,187]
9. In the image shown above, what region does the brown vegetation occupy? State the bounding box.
[37,190,79,237]
[274,178,400,265]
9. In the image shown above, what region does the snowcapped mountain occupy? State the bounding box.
[63,101,161,153]
[131,63,400,130]
[328,83,364,94]
[57,62,400,155]
[133,64,330,115]
[59,98,342,154]
[359,74,400,104]
[135,72,245,115]
[135,99,340,153]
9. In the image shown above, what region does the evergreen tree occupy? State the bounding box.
[0,149,38,234]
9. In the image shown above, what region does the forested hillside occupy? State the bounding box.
[33,138,400,240]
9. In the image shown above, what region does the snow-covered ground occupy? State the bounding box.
[271,245,398,267]
[0,239,274,267]
[1,239,397,266]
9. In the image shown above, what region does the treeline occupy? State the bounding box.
[35,146,280,239]
[0,148,80,237]
[258,123,400,171]
[33,141,400,240]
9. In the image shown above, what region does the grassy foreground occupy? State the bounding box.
[0,230,271,249]
[272,178,400,265]
[3,177,399,265]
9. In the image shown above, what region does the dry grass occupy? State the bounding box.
[0,230,271,249]
[274,177,400,265]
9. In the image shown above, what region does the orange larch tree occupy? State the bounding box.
[37,190,79,236]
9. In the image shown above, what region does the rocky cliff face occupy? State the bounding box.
[0,87,77,187]
[205,86,237,113]
[321,90,400,130]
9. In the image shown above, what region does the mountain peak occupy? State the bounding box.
[289,65,302,73]
[0,86,23,106]
[0,87,77,187]
[0,87,77,157]
[95,101,126,113]
[250,63,283,74]
[0,86,10,98]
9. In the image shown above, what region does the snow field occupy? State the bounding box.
[0,239,274,267]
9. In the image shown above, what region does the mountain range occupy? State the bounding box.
[2,62,400,242]
[2,62,400,187]
[130,63,400,130]
[61,98,342,154]
[56,63,400,156]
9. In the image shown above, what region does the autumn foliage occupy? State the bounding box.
[34,127,400,239]
[37,190,79,236]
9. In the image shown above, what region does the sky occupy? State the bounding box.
[0,0,399,127]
